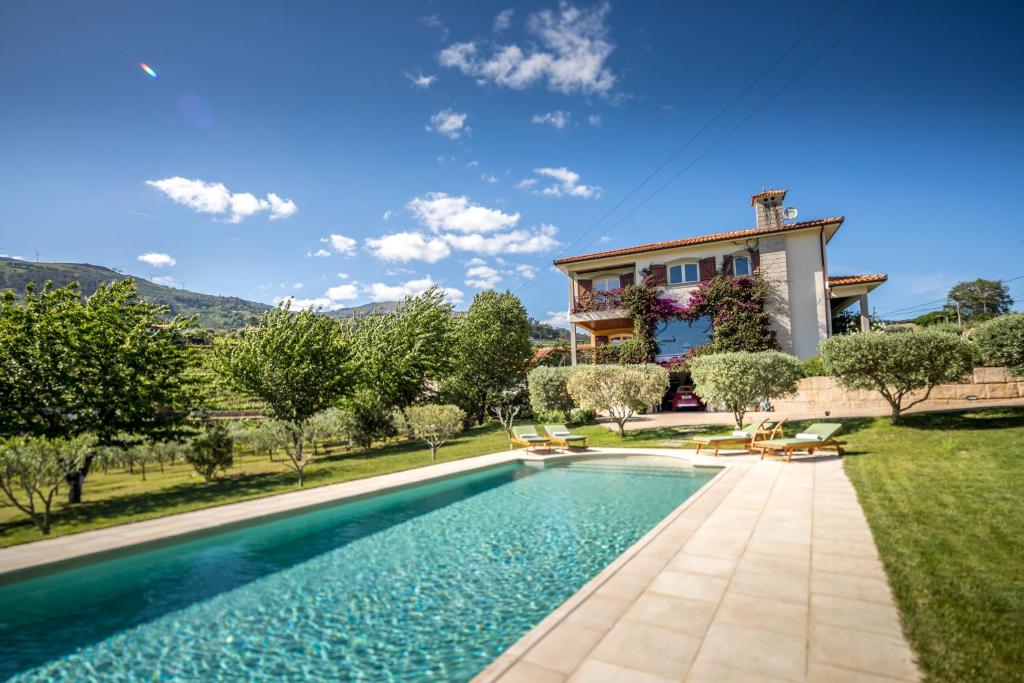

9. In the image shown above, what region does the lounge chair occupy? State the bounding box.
[690,418,786,457]
[510,426,551,453]
[754,423,846,462]
[544,424,588,452]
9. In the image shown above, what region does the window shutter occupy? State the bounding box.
[577,279,592,297]
[648,264,668,286]
[721,254,733,275]
[751,250,760,272]
[698,257,716,282]
[595,335,609,346]
[619,272,635,288]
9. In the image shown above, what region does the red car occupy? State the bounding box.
[672,385,705,411]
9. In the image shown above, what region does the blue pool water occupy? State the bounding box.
[0,456,715,681]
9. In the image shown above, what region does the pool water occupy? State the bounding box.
[0,456,716,681]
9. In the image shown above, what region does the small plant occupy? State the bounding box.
[406,404,466,461]
[187,423,234,482]
[820,330,975,424]
[0,435,92,535]
[566,364,669,436]
[972,313,1024,375]
[689,351,803,427]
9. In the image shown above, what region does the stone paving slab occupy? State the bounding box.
[480,454,920,683]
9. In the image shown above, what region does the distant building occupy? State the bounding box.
[553,189,886,363]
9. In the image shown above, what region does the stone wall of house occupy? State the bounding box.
[771,367,1024,415]
[758,235,793,354]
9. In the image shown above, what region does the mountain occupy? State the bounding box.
[0,257,271,329]
[328,301,400,318]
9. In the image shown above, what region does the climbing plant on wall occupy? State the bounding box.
[679,274,778,353]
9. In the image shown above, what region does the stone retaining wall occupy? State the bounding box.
[772,366,1024,415]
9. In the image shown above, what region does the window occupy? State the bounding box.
[593,276,619,292]
[655,317,712,358]
[733,256,751,276]
[668,262,699,285]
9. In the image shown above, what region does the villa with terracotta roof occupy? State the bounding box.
[553,188,887,363]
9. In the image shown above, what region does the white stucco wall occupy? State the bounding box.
[783,231,829,358]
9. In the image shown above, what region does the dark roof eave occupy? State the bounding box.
[553,217,844,267]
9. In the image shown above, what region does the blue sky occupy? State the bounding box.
[1,1,1022,324]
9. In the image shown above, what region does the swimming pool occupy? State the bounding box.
[0,456,717,681]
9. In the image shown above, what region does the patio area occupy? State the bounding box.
[479,451,919,682]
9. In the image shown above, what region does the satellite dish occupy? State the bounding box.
[783,207,799,220]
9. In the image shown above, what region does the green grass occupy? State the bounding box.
[841,408,1024,683]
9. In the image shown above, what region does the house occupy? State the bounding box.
[553,189,887,364]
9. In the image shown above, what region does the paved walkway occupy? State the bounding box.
[480,454,919,682]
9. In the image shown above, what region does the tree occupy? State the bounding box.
[406,404,465,461]
[0,280,198,503]
[218,304,357,485]
[187,423,234,482]
[689,351,803,427]
[972,313,1024,375]
[443,291,533,425]
[566,365,669,436]
[527,367,576,421]
[820,330,975,424]
[947,279,1013,323]
[336,389,397,450]
[347,287,453,413]
[0,435,92,535]
[488,383,527,432]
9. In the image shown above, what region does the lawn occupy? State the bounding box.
[842,408,1024,683]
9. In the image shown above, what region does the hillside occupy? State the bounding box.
[0,257,271,329]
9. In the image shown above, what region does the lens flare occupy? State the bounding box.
[139,62,158,79]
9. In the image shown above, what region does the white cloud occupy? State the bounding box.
[151,275,178,287]
[493,8,514,32]
[540,309,570,329]
[326,283,359,301]
[422,14,450,42]
[438,2,615,95]
[382,210,393,220]
[137,252,176,268]
[0,254,25,261]
[321,233,357,256]
[308,248,332,258]
[405,71,437,89]
[443,224,561,256]
[408,192,520,234]
[587,113,602,126]
[274,295,333,311]
[532,110,571,129]
[337,272,350,279]
[466,257,487,267]
[482,173,498,184]
[366,276,463,305]
[365,231,451,263]
[293,282,305,290]
[532,166,602,199]
[514,264,539,279]
[426,109,469,139]
[516,178,538,190]
[466,160,479,168]
[145,177,297,223]
[465,264,502,289]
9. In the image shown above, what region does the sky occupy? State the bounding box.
[1,0,1022,325]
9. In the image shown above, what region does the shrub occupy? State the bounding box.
[801,355,826,377]
[187,423,234,482]
[338,389,398,450]
[566,364,669,436]
[972,313,1024,375]
[527,367,576,422]
[689,351,803,427]
[820,330,975,424]
[406,404,465,461]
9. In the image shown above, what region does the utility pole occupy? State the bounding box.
[956,302,963,331]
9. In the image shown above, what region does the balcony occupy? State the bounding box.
[570,288,627,323]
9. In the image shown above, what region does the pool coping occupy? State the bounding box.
[473,451,737,681]
[0,448,723,585]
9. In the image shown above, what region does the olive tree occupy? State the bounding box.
[820,330,975,424]
[218,304,357,486]
[689,351,803,427]
[0,435,92,535]
[528,367,575,422]
[566,364,669,437]
[406,404,465,461]
[972,313,1024,375]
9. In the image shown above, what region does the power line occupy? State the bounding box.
[875,273,1024,318]
[518,0,882,297]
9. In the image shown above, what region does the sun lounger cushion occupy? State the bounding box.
[732,430,750,437]
[552,430,571,437]
[795,432,823,440]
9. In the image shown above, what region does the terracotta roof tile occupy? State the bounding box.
[828,274,888,286]
[750,189,788,205]
[552,217,844,266]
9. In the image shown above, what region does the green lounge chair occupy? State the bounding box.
[690,418,786,457]
[510,426,551,453]
[544,424,588,451]
[754,423,845,462]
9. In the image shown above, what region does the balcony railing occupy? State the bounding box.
[572,288,625,314]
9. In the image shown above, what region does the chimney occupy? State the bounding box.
[751,188,787,229]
